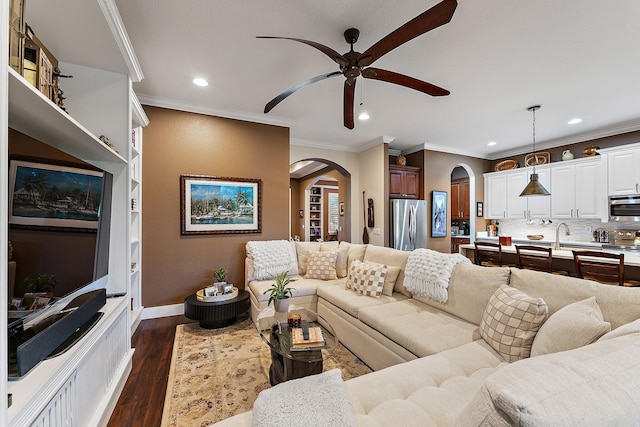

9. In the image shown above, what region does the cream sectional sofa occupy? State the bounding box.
[217,240,640,426]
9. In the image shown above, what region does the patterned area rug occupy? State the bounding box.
[160,314,372,427]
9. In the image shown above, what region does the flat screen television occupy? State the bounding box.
[7,154,114,377]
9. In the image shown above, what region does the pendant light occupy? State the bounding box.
[520,105,550,197]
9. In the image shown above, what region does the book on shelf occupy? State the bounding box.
[291,326,325,350]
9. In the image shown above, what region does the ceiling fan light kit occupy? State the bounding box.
[520,105,551,197]
[258,0,458,129]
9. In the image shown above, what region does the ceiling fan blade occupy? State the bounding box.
[344,80,355,129]
[363,67,450,96]
[264,71,342,113]
[361,0,457,64]
[257,36,349,67]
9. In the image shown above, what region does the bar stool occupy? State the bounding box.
[572,250,627,286]
[515,245,553,272]
[515,245,569,275]
[474,242,503,267]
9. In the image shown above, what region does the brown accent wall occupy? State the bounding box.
[418,150,491,254]
[142,106,290,307]
[8,129,96,297]
[490,130,640,170]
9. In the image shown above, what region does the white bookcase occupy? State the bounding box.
[1,0,144,425]
[307,186,323,241]
[129,91,148,333]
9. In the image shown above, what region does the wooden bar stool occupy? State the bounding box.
[516,245,568,275]
[515,245,552,272]
[572,250,626,286]
[474,242,503,267]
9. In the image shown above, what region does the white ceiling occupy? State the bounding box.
[26,0,640,159]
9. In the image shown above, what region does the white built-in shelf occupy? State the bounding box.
[8,68,127,166]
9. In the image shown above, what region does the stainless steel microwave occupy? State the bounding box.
[609,195,640,221]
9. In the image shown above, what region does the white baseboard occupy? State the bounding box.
[141,303,183,320]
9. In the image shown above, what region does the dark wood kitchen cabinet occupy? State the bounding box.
[451,179,470,219]
[389,165,420,199]
[451,237,470,253]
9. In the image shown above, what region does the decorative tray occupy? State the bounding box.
[524,152,550,167]
[495,159,518,171]
[526,234,545,240]
[196,286,238,302]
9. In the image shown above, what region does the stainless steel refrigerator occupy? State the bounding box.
[390,199,427,251]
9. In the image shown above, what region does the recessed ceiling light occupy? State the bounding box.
[568,118,582,125]
[193,78,208,87]
[358,111,370,121]
[487,141,497,146]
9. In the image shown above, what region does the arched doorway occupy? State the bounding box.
[450,164,476,251]
[290,159,351,242]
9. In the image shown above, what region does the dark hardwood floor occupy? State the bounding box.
[108,315,192,427]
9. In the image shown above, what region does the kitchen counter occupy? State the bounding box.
[460,243,640,268]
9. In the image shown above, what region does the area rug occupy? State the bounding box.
[160,315,372,427]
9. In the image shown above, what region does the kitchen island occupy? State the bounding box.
[460,239,640,280]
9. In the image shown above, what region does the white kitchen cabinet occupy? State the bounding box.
[484,168,550,220]
[607,146,640,195]
[525,167,551,218]
[484,173,507,218]
[550,158,604,219]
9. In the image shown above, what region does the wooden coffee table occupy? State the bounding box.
[184,289,250,329]
[256,307,338,385]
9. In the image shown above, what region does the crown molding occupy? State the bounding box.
[98,0,144,82]
[131,90,149,127]
[290,138,360,153]
[417,143,488,159]
[137,95,294,128]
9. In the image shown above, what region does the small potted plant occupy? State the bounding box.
[212,267,228,285]
[263,271,296,312]
[23,273,56,297]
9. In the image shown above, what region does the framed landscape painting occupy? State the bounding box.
[180,174,262,235]
[9,159,103,230]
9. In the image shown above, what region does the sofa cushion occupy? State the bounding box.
[346,260,386,298]
[346,340,507,427]
[294,241,321,275]
[317,284,407,318]
[509,267,640,329]
[363,245,411,296]
[531,297,610,357]
[358,299,481,358]
[321,243,348,277]
[413,263,510,325]
[342,242,367,271]
[382,266,401,297]
[458,333,640,427]
[479,285,548,362]
[599,316,640,341]
[305,251,338,280]
[249,276,344,303]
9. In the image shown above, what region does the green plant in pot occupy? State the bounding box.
[263,271,296,313]
[212,267,228,284]
[23,273,56,296]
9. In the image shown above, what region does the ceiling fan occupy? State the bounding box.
[258,0,457,129]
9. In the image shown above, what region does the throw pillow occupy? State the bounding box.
[346,260,386,298]
[599,317,640,342]
[479,284,548,362]
[382,266,401,297]
[531,297,611,357]
[322,245,348,278]
[305,251,338,280]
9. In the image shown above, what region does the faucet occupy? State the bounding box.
[555,223,570,250]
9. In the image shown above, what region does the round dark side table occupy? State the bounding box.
[184,289,250,329]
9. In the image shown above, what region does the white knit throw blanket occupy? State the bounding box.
[251,369,356,427]
[403,248,471,303]
[246,240,298,280]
